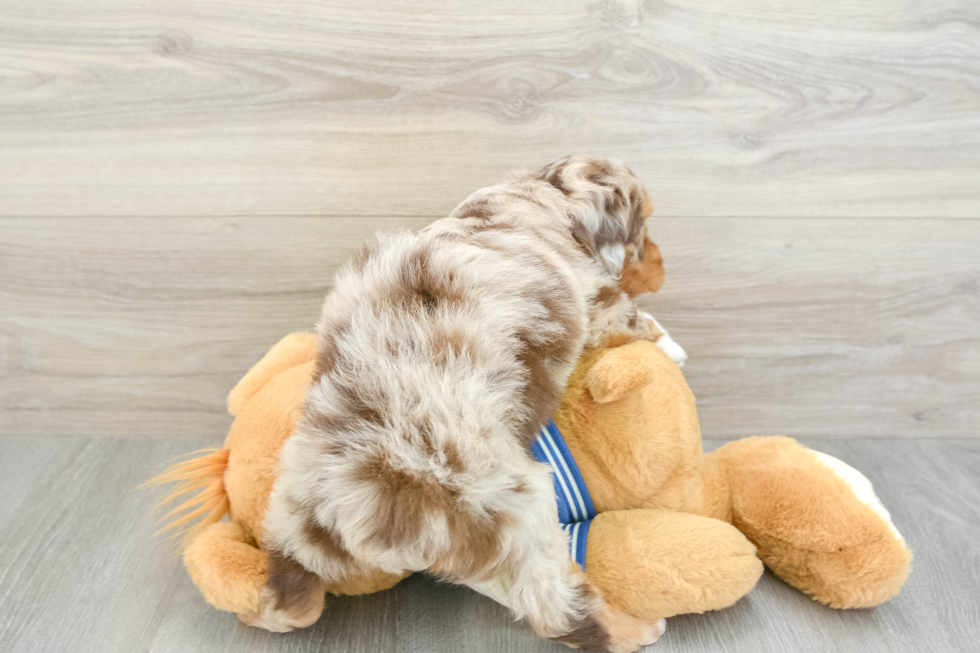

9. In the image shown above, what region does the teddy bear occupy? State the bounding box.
[148,326,910,627]
[530,335,911,616]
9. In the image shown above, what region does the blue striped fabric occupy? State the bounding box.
[530,419,597,570]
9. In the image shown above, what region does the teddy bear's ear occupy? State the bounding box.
[227,332,317,417]
[619,237,665,298]
[585,341,661,403]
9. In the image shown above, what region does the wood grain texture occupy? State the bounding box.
[0,217,430,439]
[642,217,980,439]
[2,217,977,439]
[1,436,977,652]
[1,0,978,217]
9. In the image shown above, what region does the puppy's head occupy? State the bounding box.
[533,155,656,282]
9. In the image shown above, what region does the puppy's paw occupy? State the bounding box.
[238,608,298,633]
[237,587,322,633]
[603,608,666,653]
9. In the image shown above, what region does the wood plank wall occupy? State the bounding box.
[1,0,978,439]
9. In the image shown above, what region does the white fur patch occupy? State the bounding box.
[469,574,514,608]
[599,243,625,278]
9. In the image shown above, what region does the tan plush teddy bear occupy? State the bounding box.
[149,328,910,627]
[542,336,911,617]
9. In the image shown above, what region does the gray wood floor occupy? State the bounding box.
[1,436,976,653]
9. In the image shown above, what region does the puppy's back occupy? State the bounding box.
[277,222,585,571]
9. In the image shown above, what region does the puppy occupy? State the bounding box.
[248,156,666,652]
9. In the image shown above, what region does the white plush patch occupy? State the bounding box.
[655,332,687,368]
[640,313,688,367]
[811,451,903,541]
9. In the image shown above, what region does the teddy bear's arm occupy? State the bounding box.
[585,340,665,404]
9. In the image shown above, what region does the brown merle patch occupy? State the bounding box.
[432,508,510,581]
[266,550,323,614]
[554,611,610,650]
[357,454,455,550]
[628,201,646,248]
[569,221,597,258]
[455,199,495,221]
[469,219,517,235]
[583,159,612,182]
[334,382,386,427]
[429,327,469,364]
[387,246,466,316]
[538,161,573,196]
[302,519,355,565]
[511,275,582,444]
[594,285,622,309]
[314,320,348,380]
[441,440,466,474]
[551,582,610,649]
[569,215,628,266]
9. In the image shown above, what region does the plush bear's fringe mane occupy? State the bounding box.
[141,448,230,546]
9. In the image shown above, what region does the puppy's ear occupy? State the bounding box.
[570,220,628,278]
[619,237,665,297]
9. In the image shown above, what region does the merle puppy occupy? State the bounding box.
[247,156,667,652]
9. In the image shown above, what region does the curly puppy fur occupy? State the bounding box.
[252,156,664,651]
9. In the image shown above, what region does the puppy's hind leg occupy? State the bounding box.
[463,475,665,653]
[238,550,326,633]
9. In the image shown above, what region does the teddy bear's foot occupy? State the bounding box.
[584,510,763,621]
[183,521,269,614]
[706,436,912,608]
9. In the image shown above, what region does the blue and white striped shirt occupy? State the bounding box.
[530,420,597,571]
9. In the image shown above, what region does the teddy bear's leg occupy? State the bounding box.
[183,521,269,614]
[584,510,763,620]
[703,436,912,608]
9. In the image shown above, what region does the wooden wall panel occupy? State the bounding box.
[2,217,976,439]
[642,217,980,438]
[1,0,978,217]
[0,217,429,438]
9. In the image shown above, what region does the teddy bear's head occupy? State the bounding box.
[553,339,704,515]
